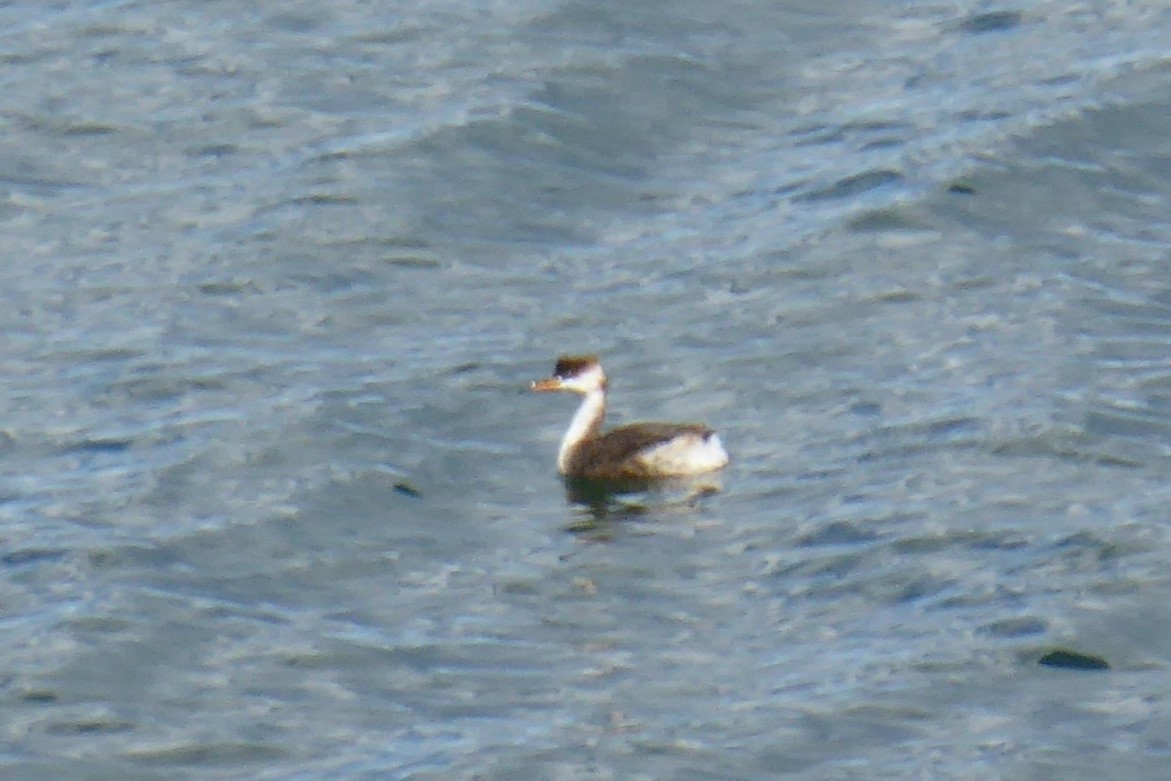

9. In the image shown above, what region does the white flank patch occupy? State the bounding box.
[635,432,729,476]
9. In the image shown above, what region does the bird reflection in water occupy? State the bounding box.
[560,474,723,539]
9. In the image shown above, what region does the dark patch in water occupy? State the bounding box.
[847,207,931,234]
[21,690,58,704]
[948,182,977,195]
[189,143,239,158]
[288,192,358,207]
[46,717,136,735]
[927,416,979,437]
[1037,648,1110,671]
[959,11,1023,34]
[795,521,881,548]
[69,438,132,454]
[386,256,441,269]
[127,741,289,765]
[393,481,422,498]
[62,122,120,136]
[981,616,1048,638]
[799,169,903,202]
[2,548,66,567]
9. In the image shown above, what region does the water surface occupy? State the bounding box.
[3,1,1171,779]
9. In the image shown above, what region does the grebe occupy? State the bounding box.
[529,355,729,481]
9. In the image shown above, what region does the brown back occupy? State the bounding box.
[567,422,714,479]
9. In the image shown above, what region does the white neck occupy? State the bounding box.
[557,389,606,474]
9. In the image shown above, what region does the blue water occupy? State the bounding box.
[3,2,1171,779]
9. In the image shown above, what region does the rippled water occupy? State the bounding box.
[4,1,1171,779]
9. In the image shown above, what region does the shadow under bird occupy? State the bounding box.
[529,355,729,483]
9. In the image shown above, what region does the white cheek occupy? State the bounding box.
[562,365,605,393]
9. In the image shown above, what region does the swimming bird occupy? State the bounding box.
[530,355,729,481]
